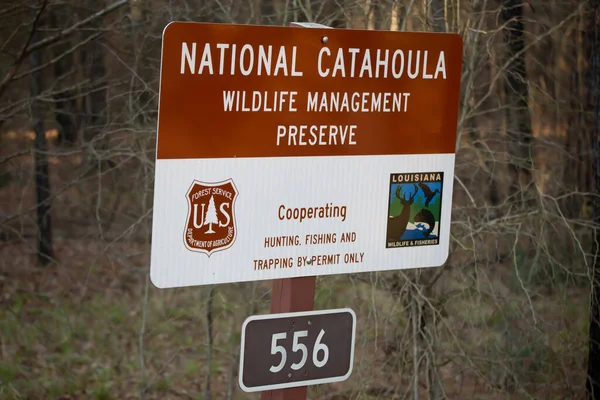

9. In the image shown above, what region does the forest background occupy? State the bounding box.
[0,0,599,399]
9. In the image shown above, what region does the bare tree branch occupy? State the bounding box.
[0,0,128,102]
[0,0,48,101]
[24,0,128,56]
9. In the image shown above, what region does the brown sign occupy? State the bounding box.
[238,308,356,392]
[149,22,463,289]
[157,22,462,160]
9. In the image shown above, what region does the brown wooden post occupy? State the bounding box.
[260,21,327,400]
[260,276,316,400]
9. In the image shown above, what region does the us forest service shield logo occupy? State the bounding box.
[184,179,238,256]
[386,172,444,248]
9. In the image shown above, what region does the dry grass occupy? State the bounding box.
[0,235,589,399]
[0,138,592,399]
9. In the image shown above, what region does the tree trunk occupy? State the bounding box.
[260,0,277,25]
[501,0,534,206]
[564,16,588,218]
[372,0,392,31]
[586,0,600,398]
[81,0,108,142]
[129,0,156,125]
[397,1,407,31]
[28,4,54,266]
[429,0,446,32]
[50,4,78,145]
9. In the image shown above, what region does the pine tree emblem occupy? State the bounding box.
[204,195,219,234]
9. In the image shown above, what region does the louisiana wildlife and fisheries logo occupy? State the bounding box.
[386,172,444,248]
[184,179,238,256]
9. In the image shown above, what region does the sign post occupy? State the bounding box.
[261,21,328,400]
[261,277,315,399]
[150,19,463,398]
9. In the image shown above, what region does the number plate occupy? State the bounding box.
[238,308,356,392]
